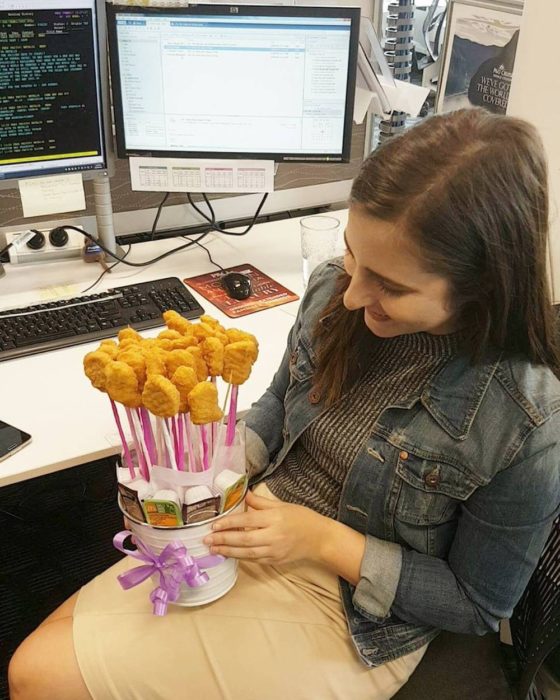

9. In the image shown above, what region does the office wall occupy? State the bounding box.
[507,0,560,302]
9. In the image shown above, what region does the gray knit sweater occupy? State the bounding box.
[266,331,459,518]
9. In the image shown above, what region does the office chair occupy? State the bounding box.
[510,515,560,699]
[508,304,560,699]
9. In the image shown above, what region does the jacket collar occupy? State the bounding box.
[420,351,502,440]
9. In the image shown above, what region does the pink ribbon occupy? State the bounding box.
[113,530,225,615]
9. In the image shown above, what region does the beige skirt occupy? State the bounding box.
[73,485,428,700]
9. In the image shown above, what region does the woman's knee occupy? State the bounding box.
[8,635,38,700]
[8,618,91,700]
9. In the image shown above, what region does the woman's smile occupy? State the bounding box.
[365,308,391,322]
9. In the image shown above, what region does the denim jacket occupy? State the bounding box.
[244,260,560,667]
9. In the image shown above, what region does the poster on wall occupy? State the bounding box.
[436,0,523,114]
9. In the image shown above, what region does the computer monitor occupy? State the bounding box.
[106,4,360,164]
[0,0,111,189]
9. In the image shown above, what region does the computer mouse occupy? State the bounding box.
[220,272,252,300]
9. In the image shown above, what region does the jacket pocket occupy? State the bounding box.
[288,334,315,383]
[394,452,480,526]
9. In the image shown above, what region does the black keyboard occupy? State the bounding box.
[0,277,205,362]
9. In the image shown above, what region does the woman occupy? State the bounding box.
[9,108,560,700]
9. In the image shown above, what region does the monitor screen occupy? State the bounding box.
[106,4,360,163]
[0,0,109,185]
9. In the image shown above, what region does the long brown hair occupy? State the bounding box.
[314,108,560,406]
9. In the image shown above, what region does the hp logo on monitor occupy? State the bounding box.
[229,6,239,13]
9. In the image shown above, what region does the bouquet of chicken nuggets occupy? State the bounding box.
[83,312,257,527]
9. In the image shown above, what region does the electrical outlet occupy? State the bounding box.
[6,226,85,264]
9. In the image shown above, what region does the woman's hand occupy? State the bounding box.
[203,490,331,565]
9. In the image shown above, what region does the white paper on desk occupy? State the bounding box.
[18,173,86,218]
[354,77,429,121]
[129,157,275,193]
[379,78,430,118]
[38,284,80,301]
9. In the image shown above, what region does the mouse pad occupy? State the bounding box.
[184,263,299,318]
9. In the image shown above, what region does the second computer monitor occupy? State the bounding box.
[106,3,360,164]
[0,0,110,188]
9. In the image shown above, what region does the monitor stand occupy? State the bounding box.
[93,173,125,261]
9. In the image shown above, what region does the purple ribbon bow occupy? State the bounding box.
[113,530,225,616]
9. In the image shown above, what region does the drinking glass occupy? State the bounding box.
[300,215,342,287]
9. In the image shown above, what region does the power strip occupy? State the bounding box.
[6,226,85,264]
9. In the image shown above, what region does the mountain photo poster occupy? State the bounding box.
[436,1,522,115]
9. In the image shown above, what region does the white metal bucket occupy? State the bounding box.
[119,493,245,607]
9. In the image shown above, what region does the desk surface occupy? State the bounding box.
[0,210,348,486]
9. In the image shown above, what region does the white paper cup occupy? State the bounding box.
[118,489,246,607]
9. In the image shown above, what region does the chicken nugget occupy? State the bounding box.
[83,350,112,391]
[186,346,208,382]
[144,348,168,377]
[214,331,229,346]
[142,375,180,418]
[155,338,173,351]
[105,361,142,408]
[163,309,192,335]
[169,335,198,350]
[118,327,142,343]
[222,340,256,385]
[201,337,224,376]
[166,349,196,377]
[117,350,147,390]
[188,381,223,425]
[225,328,258,362]
[200,315,220,328]
[171,366,198,413]
[158,329,182,341]
[193,322,215,341]
[200,315,228,341]
[98,340,119,359]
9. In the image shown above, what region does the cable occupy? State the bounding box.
[187,192,214,226]
[81,244,132,294]
[202,193,217,222]
[182,235,227,273]
[150,190,268,240]
[17,191,267,271]
[151,192,170,241]
[58,224,209,267]
[180,192,270,274]
[187,192,269,236]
